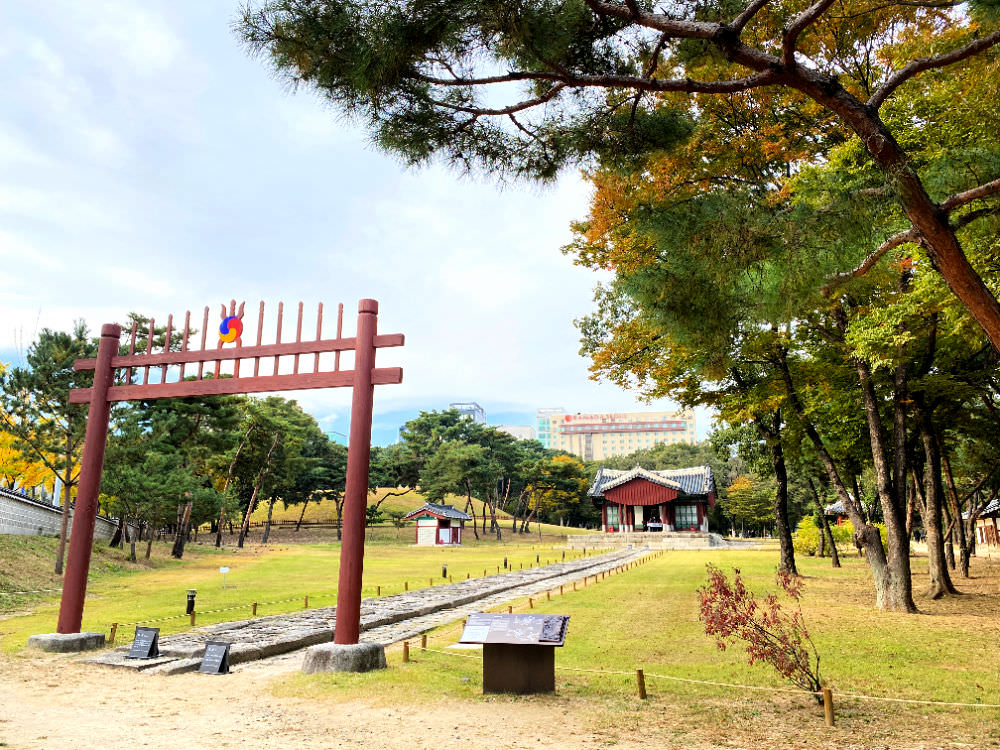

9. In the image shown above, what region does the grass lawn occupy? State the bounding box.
[275,549,1000,748]
[0,530,591,651]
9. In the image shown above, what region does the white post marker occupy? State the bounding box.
[220,566,230,588]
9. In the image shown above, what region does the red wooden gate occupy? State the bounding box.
[59,299,403,646]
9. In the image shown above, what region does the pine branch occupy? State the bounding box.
[868,30,1000,110]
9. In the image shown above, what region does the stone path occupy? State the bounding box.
[88,548,647,675]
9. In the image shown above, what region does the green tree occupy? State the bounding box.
[0,323,96,574]
[238,1,1000,348]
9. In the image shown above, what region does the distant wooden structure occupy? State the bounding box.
[403,503,471,545]
[976,498,1000,548]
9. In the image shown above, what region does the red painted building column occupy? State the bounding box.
[57,324,121,633]
[334,300,378,644]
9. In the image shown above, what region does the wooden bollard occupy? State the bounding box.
[637,669,647,699]
[405,581,409,591]
[420,634,427,651]
[429,578,433,586]
[529,597,534,609]
[466,572,470,579]
[823,688,835,727]
[403,641,410,662]
[573,581,577,591]
[484,569,487,576]
[304,595,309,609]
[449,575,453,583]
[560,585,564,595]
[109,622,118,644]
[507,605,513,614]
[190,611,196,626]
[546,590,551,601]
[252,601,258,616]
[377,585,381,596]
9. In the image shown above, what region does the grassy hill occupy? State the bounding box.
[247,487,587,533]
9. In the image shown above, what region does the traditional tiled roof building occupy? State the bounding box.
[588,465,716,533]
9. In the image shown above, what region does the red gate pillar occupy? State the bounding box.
[334,300,378,644]
[57,323,121,634]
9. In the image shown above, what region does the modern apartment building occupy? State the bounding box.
[536,409,697,461]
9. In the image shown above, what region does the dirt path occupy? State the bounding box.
[0,650,687,750]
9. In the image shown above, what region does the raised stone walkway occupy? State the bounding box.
[88,548,647,675]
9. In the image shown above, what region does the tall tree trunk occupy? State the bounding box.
[766,412,796,575]
[774,348,897,608]
[128,518,137,563]
[262,496,277,544]
[914,406,959,598]
[850,346,916,610]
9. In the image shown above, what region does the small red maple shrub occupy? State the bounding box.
[697,565,822,699]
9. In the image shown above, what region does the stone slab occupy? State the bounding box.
[28,632,106,653]
[147,657,201,675]
[83,651,177,670]
[301,642,386,674]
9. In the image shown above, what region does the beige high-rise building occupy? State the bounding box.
[537,409,697,461]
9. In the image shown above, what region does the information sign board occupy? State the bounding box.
[126,626,160,659]
[198,640,231,674]
[459,614,569,646]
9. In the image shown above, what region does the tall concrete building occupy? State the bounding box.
[536,409,697,461]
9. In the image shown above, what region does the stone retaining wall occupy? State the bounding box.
[566,531,728,550]
[0,487,123,541]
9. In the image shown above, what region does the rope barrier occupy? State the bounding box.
[0,588,61,596]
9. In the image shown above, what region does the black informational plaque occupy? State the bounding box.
[126,626,160,659]
[198,641,231,675]
[460,613,570,646]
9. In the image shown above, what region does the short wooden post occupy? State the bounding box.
[483,569,487,576]
[190,611,196,626]
[573,581,577,591]
[449,575,453,583]
[108,622,118,644]
[376,585,381,596]
[546,590,551,601]
[466,572,470,579]
[507,605,512,614]
[252,601,258,616]
[823,688,835,727]
[304,595,309,609]
[559,585,564,595]
[403,641,410,662]
[637,669,647,699]
[429,577,433,586]
[405,581,409,591]
[528,597,534,609]
[420,633,427,651]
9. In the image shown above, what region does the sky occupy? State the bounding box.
[0,2,712,446]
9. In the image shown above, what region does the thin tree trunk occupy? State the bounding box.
[763,411,796,575]
[262,496,277,544]
[295,498,310,531]
[809,477,840,568]
[171,497,194,559]
[941,452,970,578]
[463,480,479,540]
[54,432,73,575]
[238,433,279,548]
[216,426,252,548]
